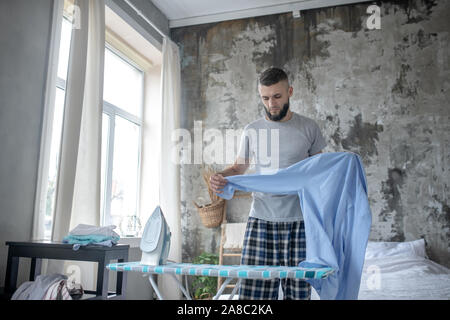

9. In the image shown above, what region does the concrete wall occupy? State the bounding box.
[171,0,450,267]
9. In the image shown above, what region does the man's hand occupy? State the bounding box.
[210,173,228,194]
[209,159,249,194]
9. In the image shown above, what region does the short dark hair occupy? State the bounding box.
[258,67,289,86]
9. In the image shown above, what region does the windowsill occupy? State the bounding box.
[119,237,141,248]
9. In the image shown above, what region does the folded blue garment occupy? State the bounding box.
[217,152,372,300]
[63,234,120,251]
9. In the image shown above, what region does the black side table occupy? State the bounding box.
[4,241,129,300]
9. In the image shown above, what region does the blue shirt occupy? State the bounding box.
[217,152,372,300]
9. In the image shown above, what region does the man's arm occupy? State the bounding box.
[210,157,249,194]
[218,158,249,177]
[211,150,321,194]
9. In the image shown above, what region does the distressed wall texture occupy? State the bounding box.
[171,0,450,267]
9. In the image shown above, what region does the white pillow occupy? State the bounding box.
[365,239,428,259]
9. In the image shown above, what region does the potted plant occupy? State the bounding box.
[191,252,219,299]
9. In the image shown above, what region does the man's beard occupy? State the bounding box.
[265,102,290,121]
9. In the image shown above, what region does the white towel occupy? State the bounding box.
[68,224,120,238]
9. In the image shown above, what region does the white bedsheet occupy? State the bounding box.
[312,254,450,300]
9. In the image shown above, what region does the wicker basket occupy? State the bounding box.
[193,199,226,228]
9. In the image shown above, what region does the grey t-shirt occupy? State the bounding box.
[237,112,327,222]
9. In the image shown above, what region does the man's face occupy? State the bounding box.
[258,80,293,121]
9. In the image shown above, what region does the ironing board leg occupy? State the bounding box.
[169,273,192,300]
[213,277,233,300]
[148,275,164,300]
[229,278,241,300]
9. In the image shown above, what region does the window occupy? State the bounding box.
[41,2,160,241]
[101,46,144,236]
[43,21,144,239]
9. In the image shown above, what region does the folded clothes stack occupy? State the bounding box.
[63,224,120,251]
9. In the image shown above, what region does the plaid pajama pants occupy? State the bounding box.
[238,217,311,300]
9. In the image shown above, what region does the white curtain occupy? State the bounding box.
[159,37,182,300]
[32,0,64,241]
[47,0,105,289]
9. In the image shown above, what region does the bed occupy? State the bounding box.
[311,239,450,300]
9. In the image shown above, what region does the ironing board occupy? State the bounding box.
[106,262,334,300]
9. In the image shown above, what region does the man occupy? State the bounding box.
[210,67,327,300]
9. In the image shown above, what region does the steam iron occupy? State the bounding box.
[140,206,171,265]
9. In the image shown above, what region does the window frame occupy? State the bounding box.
[101,43,145,229]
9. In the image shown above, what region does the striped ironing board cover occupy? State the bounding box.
[106,262,334,280]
